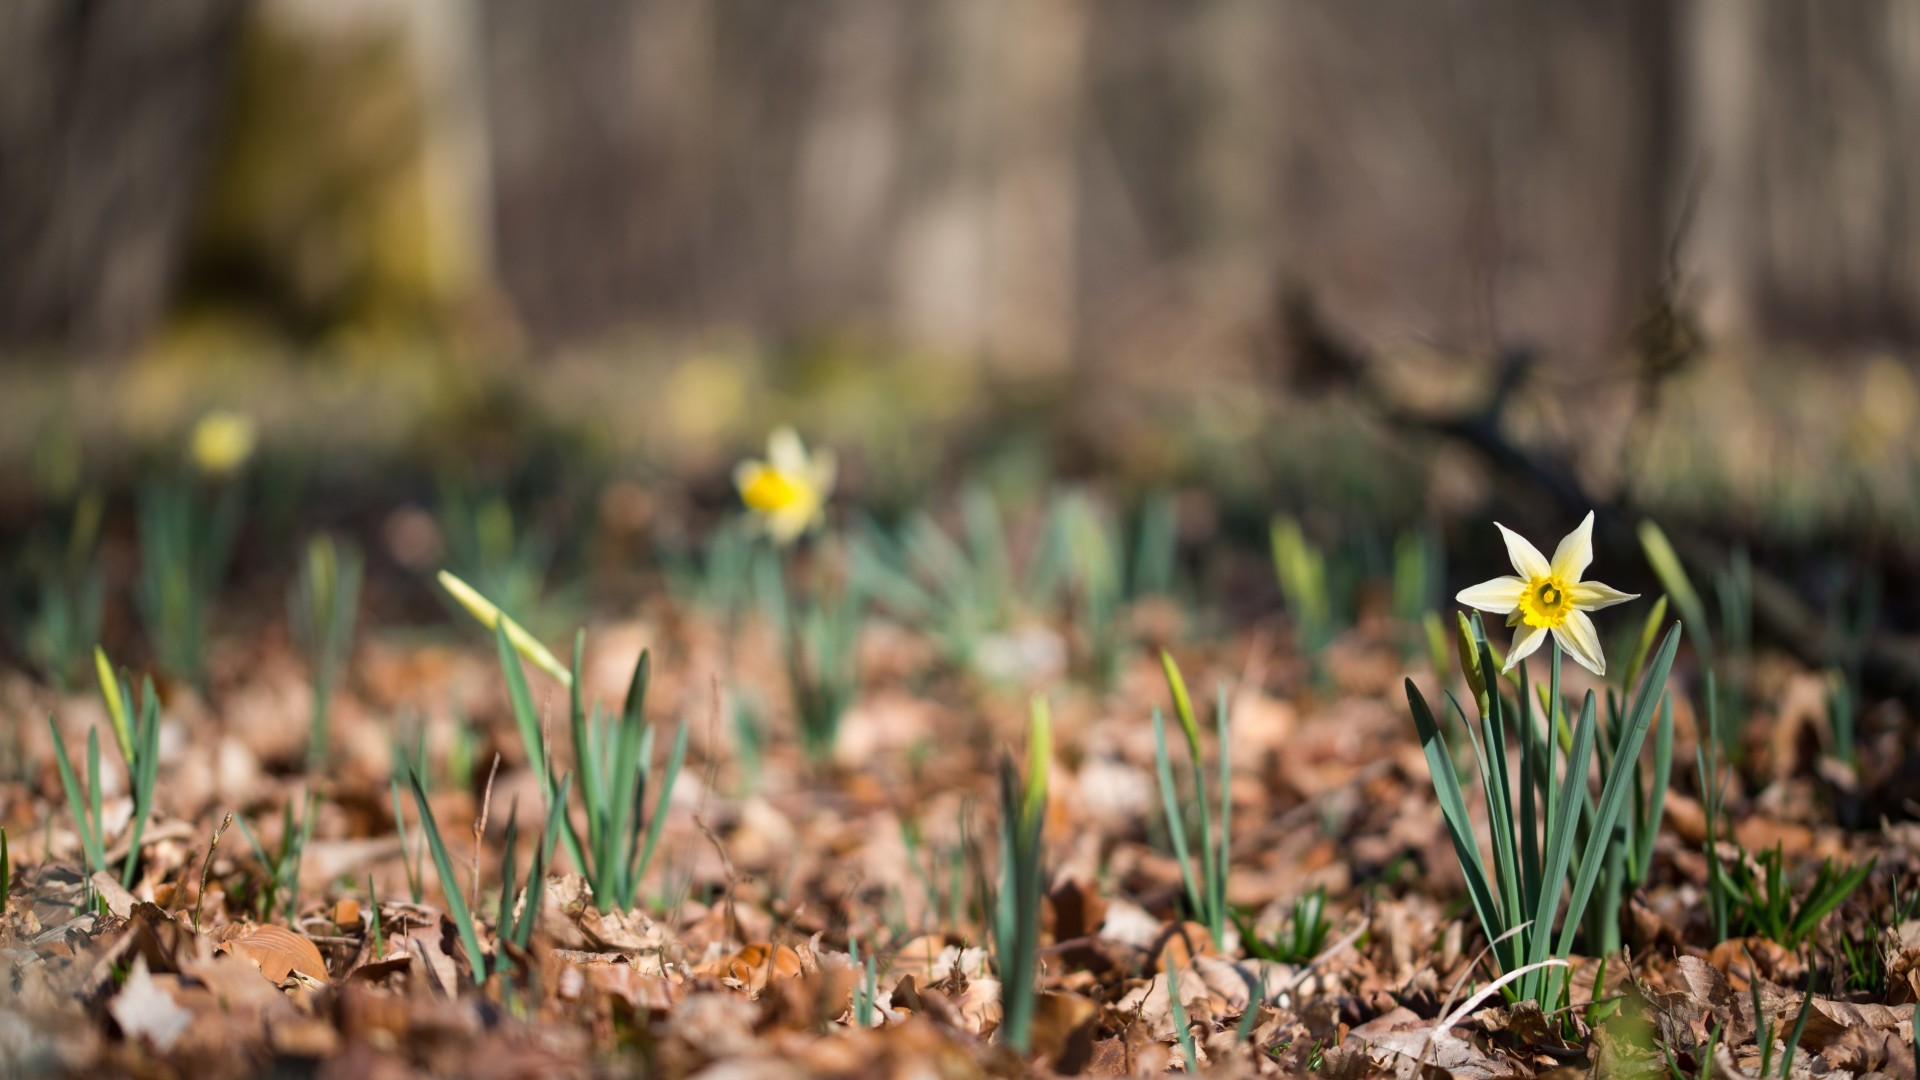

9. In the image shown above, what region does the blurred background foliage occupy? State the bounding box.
[1,0,1917,659]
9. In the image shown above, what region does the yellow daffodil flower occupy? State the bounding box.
[189,410,256,476]
[1456,511,1637,676]
[734,426,835,545]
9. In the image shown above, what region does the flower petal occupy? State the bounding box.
[1503,623,1548,671]
[733,460,766,495]
[1549,511,1595,582]
[808,448,838,503]
[1553,609,1607,676]
[1456,575,1525,613]
[767,501,815,545]
[768,426,809,474]
[1569,579,1638,611]
[1495,523,1551,579]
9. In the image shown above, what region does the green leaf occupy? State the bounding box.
[630,720,686,910]
[1555,624,1682,958]
[48,717,105,875]
[1152,707,1205,928]
[1407,681,1505,952]
[93,647,133,764]
[406,769,488,984]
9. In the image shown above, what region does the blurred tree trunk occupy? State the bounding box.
[0,0,247,353]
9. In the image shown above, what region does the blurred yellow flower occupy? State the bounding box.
[734,426,835,544]
[189,410,256,476]
[1455,511,1637,676]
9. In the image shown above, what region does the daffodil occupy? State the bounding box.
[189,410,256,476]
[734,426,834,545]
[1456,511,1637,676]
[437,569,571,687]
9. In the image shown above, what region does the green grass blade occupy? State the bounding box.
[1637,695,1674,884]
[497,801,520,932]
[1214,682,1232,946]
[1151,707,1206,925]
[1621,595,1669,694]
[391,777,422,903]
[495,620,546,781]
[608,649,652,901]
[87,725,103,869]
[568,633,600,865]
[1780,974,1818,1077]
[121,688,161,886]
[48,717,105,874]
[1408,683,1505,952]
[1637,523,1712,659]
[407,769,488,984]
[517,772,572,947]
[1473,630,1524,948]
[493,620,586,878]
[93,648,133,765]
[1555,625,1682,957]
[1525,691,1596,999]
[1519,656,1542,933]
[1166,965,1199,1072]
[1791,857,1875,945]
[630,720,687,908]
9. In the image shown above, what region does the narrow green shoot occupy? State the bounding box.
[25,492,104,691]
[1240,888,1333,965]
[367,874,384,958]
[1151,651,1232,947]
[993,695,1051,1054]
[1422,612,1451,684]
[50,719,108,877]
[1826,669,1857,771]
[402,760,576,978]
[237,790,317,924]
[560,636,686,911]
[1165,964,1200,1072]
[848,935,879,1028]
[405,769,486,983]
[1637,521,1712,659]
[1271,516,1332,656]
[757,550,862,763]
[50,653,161,885]
[1049,492,1172,687]
[291,533,362,768]
[1234,969,1269,1045]
[1778,974,1817,1078]
[136,477,241,685]
[1721,846,1874,949]
[390,777,424,903]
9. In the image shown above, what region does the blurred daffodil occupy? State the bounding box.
[1456,511,1637,676]
[189,410,256,477]
[734,426,835,544]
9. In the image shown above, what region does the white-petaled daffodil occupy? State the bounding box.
[734,426,835,545]
[1455,511,1637,676]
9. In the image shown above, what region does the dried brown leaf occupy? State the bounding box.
[226,924,330,984]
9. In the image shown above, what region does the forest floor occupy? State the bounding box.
[1,526,1915,1080]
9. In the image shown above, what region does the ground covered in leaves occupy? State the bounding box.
[2,561,1917,1079]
